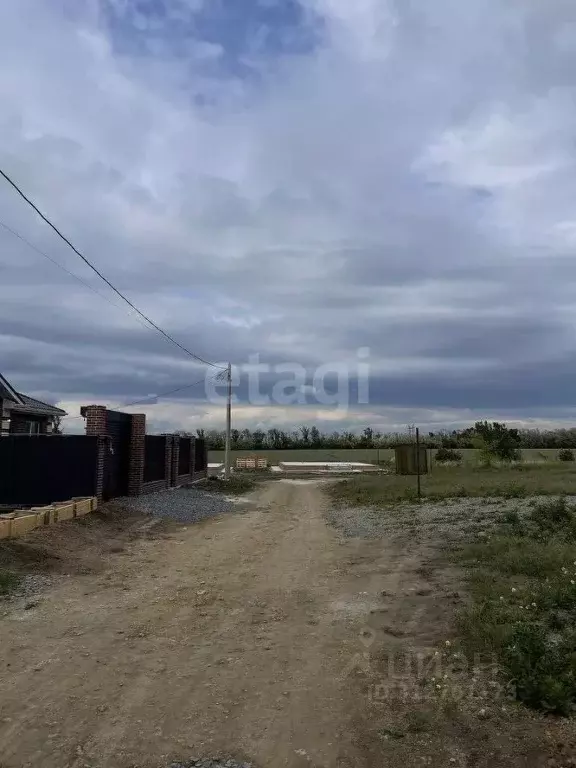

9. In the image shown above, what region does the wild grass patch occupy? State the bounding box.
[457,497,576,715]
[200,475,257,495]
[329,464,576,507]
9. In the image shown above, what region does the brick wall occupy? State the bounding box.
[83,405,107,436]
[165,436,173,489]
[171,435,180,486]
[81,404,206,499]
[128,414,146,496]
[95,436,107,503]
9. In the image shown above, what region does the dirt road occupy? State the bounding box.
[0,481,367,767]
[0,481,572,768]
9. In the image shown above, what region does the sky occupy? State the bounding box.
[1,0,576,435]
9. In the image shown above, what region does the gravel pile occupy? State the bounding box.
[169,760,253,768]
[118,487,238,523]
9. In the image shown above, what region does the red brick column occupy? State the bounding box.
[95,436,107,503]
[190,438,196,477]
[165,436,173,488]
[81,405,107,436]
[170,435,179,487]
[128,414,146,496]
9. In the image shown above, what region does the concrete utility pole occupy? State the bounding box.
[224,362,232,480]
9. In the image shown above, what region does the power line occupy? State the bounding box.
[0,219,154,335]
[62,372,219,421]
[0,168,226,370]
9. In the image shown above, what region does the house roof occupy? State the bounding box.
[10,394,66,418]
[0,373,66,417]
[0,374,24,405]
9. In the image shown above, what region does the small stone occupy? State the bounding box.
[24,600,40,610]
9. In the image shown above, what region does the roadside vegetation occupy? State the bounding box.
[197,421,576,451]
[457,496,576,714]
[200,475,257,495]
[330,463,576,506]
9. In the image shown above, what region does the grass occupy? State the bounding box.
[456,497,576,715]
[0,569,20,596]
[200,475,257,495]
[329,463,576,507]
[209,448,568,465]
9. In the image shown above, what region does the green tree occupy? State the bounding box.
[52,415,63,435]
[473,421,521,462]
[252,429,266,450]
[310,426,321,446]
[361,427,374,447]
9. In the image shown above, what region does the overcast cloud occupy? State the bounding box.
[1,0,576,434]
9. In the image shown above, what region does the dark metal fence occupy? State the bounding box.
[144,435,167,483]
[103,410,131,500]
[194,438,207,472]
[0,435,99,506]
[178,438,191,476]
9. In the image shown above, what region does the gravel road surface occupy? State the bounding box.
[118,487,238,523]
[168,760,252,768]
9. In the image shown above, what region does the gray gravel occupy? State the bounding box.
[118,487,239,523]
[325,504,392,538]
[325,494,576,541]
[16,572,53,597]
[168,760,253,768]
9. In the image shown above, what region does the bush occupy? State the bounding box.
[503,623,576,715]
[558,448,575,462]
[200,475,256,494]
[435,447,462,463]
[528,497,576,540]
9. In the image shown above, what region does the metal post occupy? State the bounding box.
[224,362,232,480]
[416,427,421,500]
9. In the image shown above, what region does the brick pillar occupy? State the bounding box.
[170,435,180,486]
[128,414,146,496]
[189,437,195,476]
[164,436,173,488]
[95,436,106,503]
[82,405,107,436]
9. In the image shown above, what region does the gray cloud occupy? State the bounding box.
[1,0,576,433]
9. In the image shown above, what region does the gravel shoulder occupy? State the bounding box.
[117,486,244,523]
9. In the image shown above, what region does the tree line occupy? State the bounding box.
[186,424,576,451]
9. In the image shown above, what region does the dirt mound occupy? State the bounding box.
[0,502,173,576]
